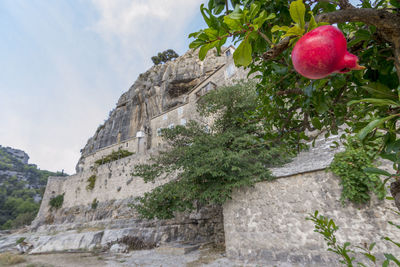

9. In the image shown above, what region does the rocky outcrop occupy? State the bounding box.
[78,49,227,171]
[0,202,223,255]
[0,146,29,164]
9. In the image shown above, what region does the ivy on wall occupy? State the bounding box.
[329,137,386,205]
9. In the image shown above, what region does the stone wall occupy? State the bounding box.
[32,152,225,246]
[32,47,248,250]
[223,168,399,266]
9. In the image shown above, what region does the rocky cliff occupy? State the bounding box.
[79,49,227,169]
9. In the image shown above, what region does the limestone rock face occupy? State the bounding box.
[78,49,226,171]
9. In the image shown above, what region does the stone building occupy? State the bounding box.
[26,47,399,266]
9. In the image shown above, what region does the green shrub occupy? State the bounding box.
[86,175,97,191]
[329,137,386,205]
[94,149,134,166]
[16,237,25,245]
[91,198,98,210]
[49,194,64,210]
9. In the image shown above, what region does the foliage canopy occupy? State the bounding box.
[190,0,400,208]
[0,147,65,229]
[151,49,179,65]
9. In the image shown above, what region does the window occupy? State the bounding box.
[178,107,183,115]
[156,128,162,136]
[168,123,174,129]
[180,118,186,125]
[225,49,231,57]
[163,114,168,121]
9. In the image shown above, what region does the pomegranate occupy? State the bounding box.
[291,25,365,79]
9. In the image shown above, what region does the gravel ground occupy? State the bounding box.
[4,245,258,267]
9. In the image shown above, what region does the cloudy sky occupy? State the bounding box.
[0,0,363,174]
[0,0,206,174]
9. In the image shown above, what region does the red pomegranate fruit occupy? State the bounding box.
[291,25,365,79]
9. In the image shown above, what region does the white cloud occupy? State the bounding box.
[0,1,206,175]
[91,0,202,40]
[90,0,204,69]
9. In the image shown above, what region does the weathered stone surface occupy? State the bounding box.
[223,170,400,266]
[270,135,344,178]
[29,231,104,254]
[16,241,33,254]
[156,243,201,255]
[77,49,228,170]
[0,234,19,252]
[109,243,129,253]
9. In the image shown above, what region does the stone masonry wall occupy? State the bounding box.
[223,170,400,266]
[33,47,248,248]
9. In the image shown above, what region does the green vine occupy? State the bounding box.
[91,198,98,210]
[94,149,134,166]
[329,137,386,205]
[49,194,64,210]
[86,175,97,191]
[307,210,400,266]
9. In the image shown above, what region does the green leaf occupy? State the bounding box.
[199,42,215,60]
[233,38,252,67]
[271,25,289,33]
[204,28,219,39]
[361,83,397,99]
[266,13,276,20]
[384,237,400,248]
[200,4,212,27]
[224,16,242,31]
[357,115,398,140]
[317,22,330,27]
[363,167,391,177]
[289,0,306,29]
[369,242,376,251]
[390,0,400,8]
[189,39,205,49]
[308,12,317,32]
[311,117,322,130]
[249,3,260,20]
[384,253,400,265]
[228,5,243,20]
[282,25,305,38]
[348,98,400,107]
[383,259,389,267]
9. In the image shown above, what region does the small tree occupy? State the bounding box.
[151,49,179,65]
[132,82,294,219]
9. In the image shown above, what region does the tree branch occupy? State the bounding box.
[315,8,400,42]
[258,30,272,45]
[276,88,304,96]
[262,36,295,60]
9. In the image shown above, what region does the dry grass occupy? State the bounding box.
[76,226,105,233]
[186,243,225,267]
[0,252,26,266]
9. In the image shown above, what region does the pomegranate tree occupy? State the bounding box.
[291,25,365,79]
